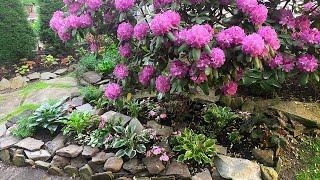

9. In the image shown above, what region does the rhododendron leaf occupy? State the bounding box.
[205,67,212,76]
[167,32,175,42]
[200,83,209,95]
[72,29,77,37]
[192,48,201,60]
[311,73,320,82]
[178,44,187,52]
[155,36,163,49]
[254,57,262,70]
[300,74,309,85]
[204,45,212,55]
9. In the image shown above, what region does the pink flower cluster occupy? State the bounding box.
[169,60,189,79]
[139,65,155,86]
[236,0,268,25]
[117,22,134,41]
[216,26,246,48]
[104,83,122,100]
[134,23,149,40]
[257,26,280,51]
[156,75,171,93]
[269,54,295,72]
[297,54,318,73]
[86,0,103,10]
[189,67,207,84]
[241,33,265,57]
[184,24,213,48]
[119,43,132,58]
[145,146,169,162]
[113,64,129,80]
[197,48,226,69]
[221,81,238,96]
[153,0,174,9]
[150,11,181,36]
[114,0,135,12]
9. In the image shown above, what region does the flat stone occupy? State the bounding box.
[150,176,175,180]
[71,97,84,107]
[51,155,70,167]
[92,172,113,180]
[216,145,227,155]
[82,146,100,158]
[147,121,173,137]
[24,149,51,161]
[24,87,79,104]
[79,164,93,180]
[0,149,10,163]
[45,76,78,87]
[91,152,109,164]
[45,133,66,154]
[12,153,26,167]
[10,76,27,89]
[211,167,224,180]
[48,166,64,176]
[261,165,278,180]
[252,149,274,167]
[76,103,94,113]
[104,156,123,172]
[56,144,83,158]
[128,118,144,133]
[214,155,261,180]
[0,124,6,137]
[0,135,19,150]
[15,137,44,151]
[123,158,146,174]
[5,109,33,128]
[166,161,191,178]
[35,160,51,170]
[0,78,10,91]
[25,159,35,166]
[71,156,87,168]
[83,71,102,84]
[143,157,165,175]
[54,68,68,75]
[64,165,78,177]
[101,111,132,126]
[192,168,212,180]
[40,72,57,80]
[27,72,40,81]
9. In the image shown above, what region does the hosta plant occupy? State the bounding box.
[173,128,216,165]
[203,104,238,130]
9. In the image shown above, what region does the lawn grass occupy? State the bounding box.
[296,137,320,180]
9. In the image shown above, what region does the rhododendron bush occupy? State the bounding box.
[51,0,320,99]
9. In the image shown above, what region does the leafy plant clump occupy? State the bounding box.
[80,86,103,103]
[96,59,115,74]
[11,117,36,138]
[62,111,98,136]
[173,128,216,165]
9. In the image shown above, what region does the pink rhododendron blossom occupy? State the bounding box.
[269,54,283,69]
[189,0,203,4]
[295,15,311,31]
[184,24,213,48]
[222,81,238,96]
[258,26,280,51]
[189,67,207,84]
[197,53,210,70]
[298,28,320,45]
[174,29,188,46]
[104,11,115,24]
[79,13,93,28]
[139,65,155,86]
[50,11,64,32]
[134,23,149,40]
[241,33,265,57]
[150,11,181,36]
[86,0,103,10]
[156,75,171,93]
[159,153,169,161]
[282,57,295,72]
[117,22,134,41]
[278,9,295,29]
[113,64,129,80]
[153,0,174,9]
[248,4,268,25]
[104,83,121,100]
[68,2,82,14]
[119,43,132,58]
[210,48,226,68]
[297,54,318,72]
[236,0,258,13]
[219,0,231,6]
[216,26,246,48]
[115,0,135,12]
[169,60,189,79]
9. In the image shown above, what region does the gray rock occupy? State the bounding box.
[143,157,165,175]
[71,156,87,168]
[252,149,274,167]
[45,133,66,154]
[5,109,33,128]
[92,172,113,180]
[40,72,57,80]
[129,118,144,133]
[64,165,78,177]
[10,76,27,89]
[0,124,6,137]
[79,164,93,180]
[54,68,68,75]
[0,149,10,163]
[27,72,40,81]
[15,137,44,151]
[0,78,11,90]
[123,158,146,174]
[101,111,132,126]
[35,160,51,170]
[166,161,191,178]
[56,144,83,158]
[91,152,108,164]
[12,153,26,167]
[216,145,227,155]
[192,168,212,180]
[147,121,173,137]
[211,167,224,180]
[76,103,94,113]
[214,155,261,180]
[83,71,102,84]
[82,146,100,158]
[25,159,35,166]
[71,97,84,107]
[51,155,70,167]
[150,176,175,180]
[24,149,51,161]
[0,135,19,150]
[48,166,64,176]
[104,156,123,172]
[260,166,278,180]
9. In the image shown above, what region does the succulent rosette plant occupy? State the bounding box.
[51,0,320,99]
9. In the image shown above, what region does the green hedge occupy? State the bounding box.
[38,0,74,55]
[0,0,36,63]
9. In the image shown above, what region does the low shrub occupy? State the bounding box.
[62,111,98,136]
[80,86,103,103]
[11,117,36,138]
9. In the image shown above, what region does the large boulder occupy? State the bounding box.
[83,71,102,84]
[166,161,191,178]
[44,133,66,154]
[10,76,27,89]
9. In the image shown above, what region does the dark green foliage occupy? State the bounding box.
[12,117,36,138]
[38,0,73,54]
[80,86,103,103]
[0,0,36,63]
[62,111,98,136]
[203,104,237,131]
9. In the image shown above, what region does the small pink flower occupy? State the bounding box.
[149,110,157,117]
[152,146,163,155]
[159,153,169,162]
[145,150,152,157]
[221,81,238,96]
[173,131,182,136]
[160,113,167,119]
[104,134,113,143]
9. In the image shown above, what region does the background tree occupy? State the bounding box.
[0,0,36,63]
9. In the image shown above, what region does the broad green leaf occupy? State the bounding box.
[192,48,201,60]
[115,149,125,157]
[112,139,126,148]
